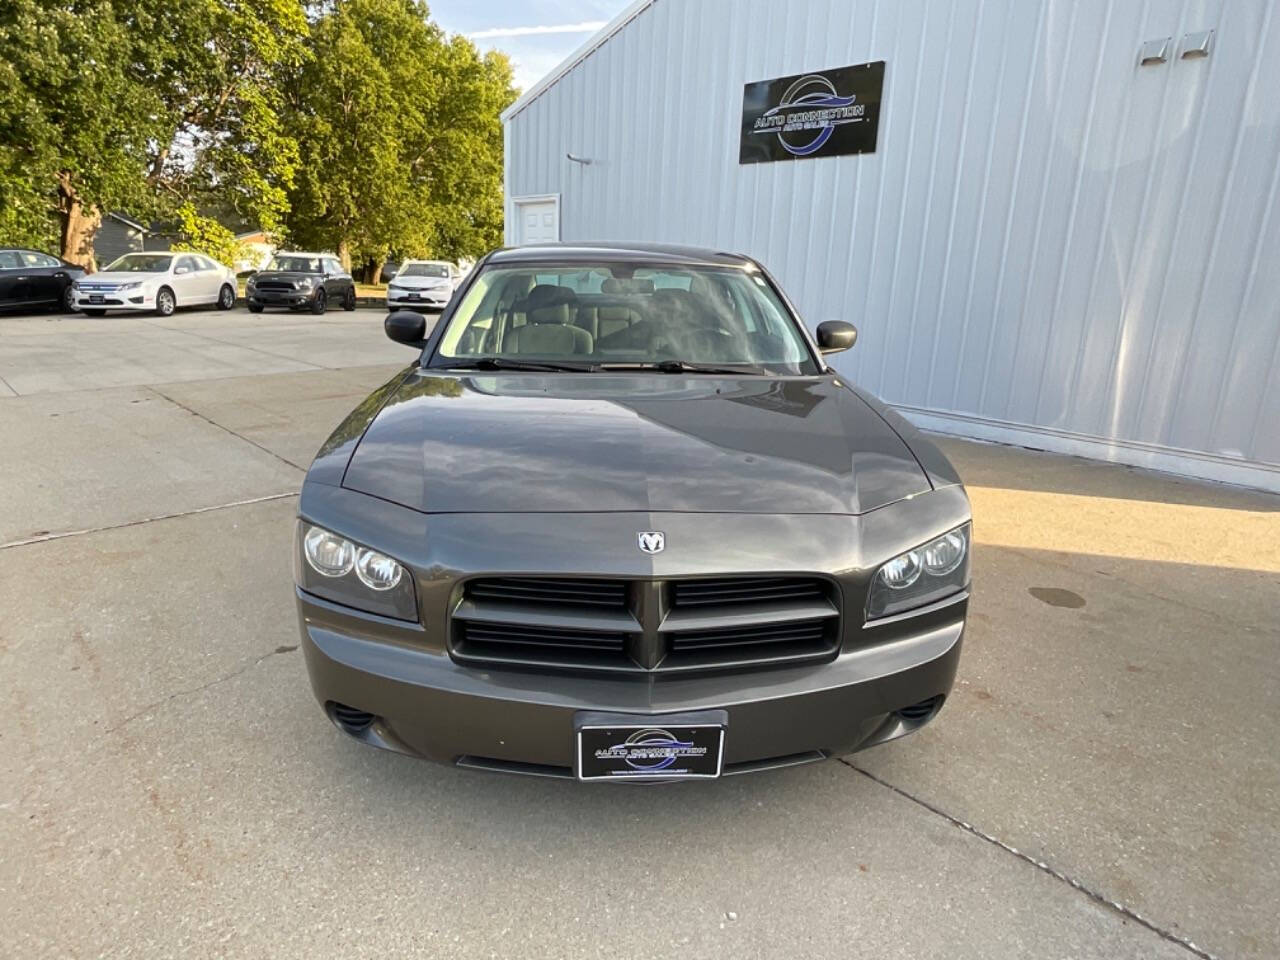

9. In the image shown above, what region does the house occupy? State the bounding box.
[93,212,173,266]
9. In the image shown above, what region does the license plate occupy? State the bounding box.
[89,295,104,303]
[408,292,421,300]
[576,711,726,781]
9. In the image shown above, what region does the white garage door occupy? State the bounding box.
[514,197,560,244]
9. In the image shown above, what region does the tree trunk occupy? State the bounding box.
[56,172,100,271]
[337,238,351,273]
[372,257,387,285]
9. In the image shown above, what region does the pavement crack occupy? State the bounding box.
[146,385,309,471]
[0,491,298,549]
[838,759,1219,960]
[99,644,300,739]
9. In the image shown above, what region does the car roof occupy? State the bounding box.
[275,251,332,258]
[486,242,754,268]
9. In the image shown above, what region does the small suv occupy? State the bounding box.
[247,252,356,314]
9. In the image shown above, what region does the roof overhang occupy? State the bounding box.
[500,0,658,124]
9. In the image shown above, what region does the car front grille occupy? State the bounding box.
[255,280,297,291]
[450,576,840,674]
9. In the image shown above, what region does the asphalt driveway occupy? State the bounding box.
[1,307,1276,959]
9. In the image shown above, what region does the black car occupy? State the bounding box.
[246,251,357,314]
[294,243,971,782]
[0,248,85,313]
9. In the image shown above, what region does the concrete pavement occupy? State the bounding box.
[1,307,1277,959]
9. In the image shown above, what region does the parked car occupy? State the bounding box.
[385,259,462,312]
[295,242,972,782]
[246,252,356,314]
[0,248,85,313]
[71,252,236,317]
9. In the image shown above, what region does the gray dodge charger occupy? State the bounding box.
[295,243,971,781]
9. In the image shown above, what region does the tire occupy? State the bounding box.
[82,308,106,317]
[343,286,356,311]
[60,284,76,314]
[248,303,264,314]
[155,286,176,317]
[216,284,235,310]
[310,288,326,315]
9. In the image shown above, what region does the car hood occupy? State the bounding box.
[391,276,450,288]
[82,271,163,284]
[338,372,931,515]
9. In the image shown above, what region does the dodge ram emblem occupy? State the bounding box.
[637,531,665,554]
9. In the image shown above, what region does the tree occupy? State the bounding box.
[0,0,308,266]
[0,1,166,265]
[283,0,515,273]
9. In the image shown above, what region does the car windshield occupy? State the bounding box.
[433,263,819,375]
[399,262,449,278]
[268,255,322,273]
[106,254,172,272]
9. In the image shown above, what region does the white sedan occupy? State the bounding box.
[385,260,462,311]
[72,252,237,317]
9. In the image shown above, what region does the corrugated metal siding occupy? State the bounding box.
[505,0,1280,490]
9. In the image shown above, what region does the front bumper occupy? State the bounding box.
[72,291,151,311]
[249,288,316,308]
[293,478,972,778]
[387,288,450,309]
[298,587,964,777]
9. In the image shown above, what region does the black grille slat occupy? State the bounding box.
[671,620,828,651]
[674,577,827,607]
[462,623,627,652]
[467,577,627,608]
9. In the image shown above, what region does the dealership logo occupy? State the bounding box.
[751,73,866,157]
[595,728,702,772]
[637,531,665,554]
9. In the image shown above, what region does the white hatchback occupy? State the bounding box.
[385,260,462,311]
[72,252,237,316]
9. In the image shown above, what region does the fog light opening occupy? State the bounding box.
[896,695,943,723]
[330,702,376,734]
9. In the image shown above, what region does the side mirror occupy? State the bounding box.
[385,309,427,347]
[174,266,189,275]
[815,320,857,355]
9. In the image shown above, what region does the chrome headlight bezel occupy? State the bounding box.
[296,521,418,621]
[866,523,971,620]
[296,276,316,290]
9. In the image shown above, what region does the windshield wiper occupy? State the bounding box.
[444,357,600,373]
[596,360,769,376]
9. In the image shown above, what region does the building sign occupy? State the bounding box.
[740,61,885,164]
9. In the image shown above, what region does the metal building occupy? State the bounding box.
[502,0,1280,492]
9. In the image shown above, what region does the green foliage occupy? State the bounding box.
[0,0,513,264]
[0,0,166,254]
[283,0,516,268]
[170,204,249,269]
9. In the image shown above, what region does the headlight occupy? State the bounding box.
[119,281,142,292]
[297,277,315,290]
[866,523,970,619]
[296,522,417,620]
[72,280,81,291]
